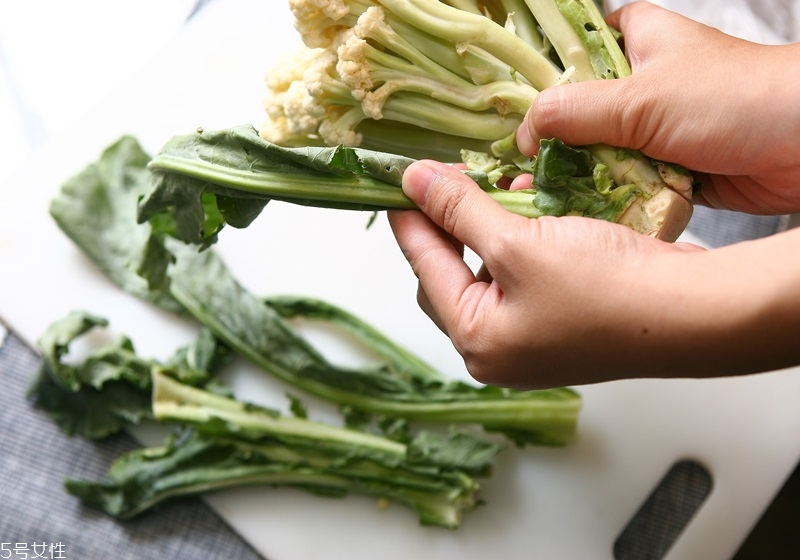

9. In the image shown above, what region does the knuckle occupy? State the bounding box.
[460,342,504,386]
[449,307,507,385]
[532,91,563,138]
[614,77,662,151]
[410,240,448,278]
[481,226,521,269]
[429,175,472,235]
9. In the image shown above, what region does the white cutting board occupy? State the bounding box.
[1,2,799,559]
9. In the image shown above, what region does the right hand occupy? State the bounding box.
[516,1,800,215]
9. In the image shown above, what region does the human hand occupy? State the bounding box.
[389,160,701,388]
[389,160,800,389]
[516,1,800,215]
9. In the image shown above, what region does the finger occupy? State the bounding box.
[414,283,446,333]
[525,2,672,151]
[516,1,660,157]
[401,160,522,256]
[516,112,540,157]
[387,207,478,333]
[531,78,640,149]
[509,173,534,191]
[608,1,663,34]
[603,2,625,29]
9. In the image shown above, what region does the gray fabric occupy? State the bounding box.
[0,330,265,560]
[686,206,788,248]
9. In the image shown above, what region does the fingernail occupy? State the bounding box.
[515,114,537,156]
[402,160,438,205]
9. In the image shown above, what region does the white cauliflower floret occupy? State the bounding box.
[336,7,398,115]
[361,90,387,120]
[318,106,365,147]
[319,120,362,147]
[283,80,325,135]
[261,46,327,143]
[336,31,371,101]
[289,0,360,48]
[352,5,387,38]
[289,0,349,22]
[265,46,324,93]
[301,49,339,97]
[259,114,292,144]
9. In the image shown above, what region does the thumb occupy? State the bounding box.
[518,0,673,154]
[401,160,521,254]
[520,78,643,152]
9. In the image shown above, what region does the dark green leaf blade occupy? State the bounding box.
[49,137,184,313]
[533,138,638,222]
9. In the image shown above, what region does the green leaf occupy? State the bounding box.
[65,429,346,519]
[532,138,638,222]
[28,311,152,438]
[407,430,504,477]
[28,310,229,439]
[51,133,581,447]
[49,137,184,314]
[137,125,544,248]
[555,0,631,79]
[65,427,482,528]
[287,393,308,419]
[28,364,152,440]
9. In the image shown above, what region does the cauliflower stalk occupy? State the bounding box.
[266,0,626,156]
[259,1,694,240]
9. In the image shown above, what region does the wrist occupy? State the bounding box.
[642,230,800,379]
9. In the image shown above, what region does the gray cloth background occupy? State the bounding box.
[685,206,789,248]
